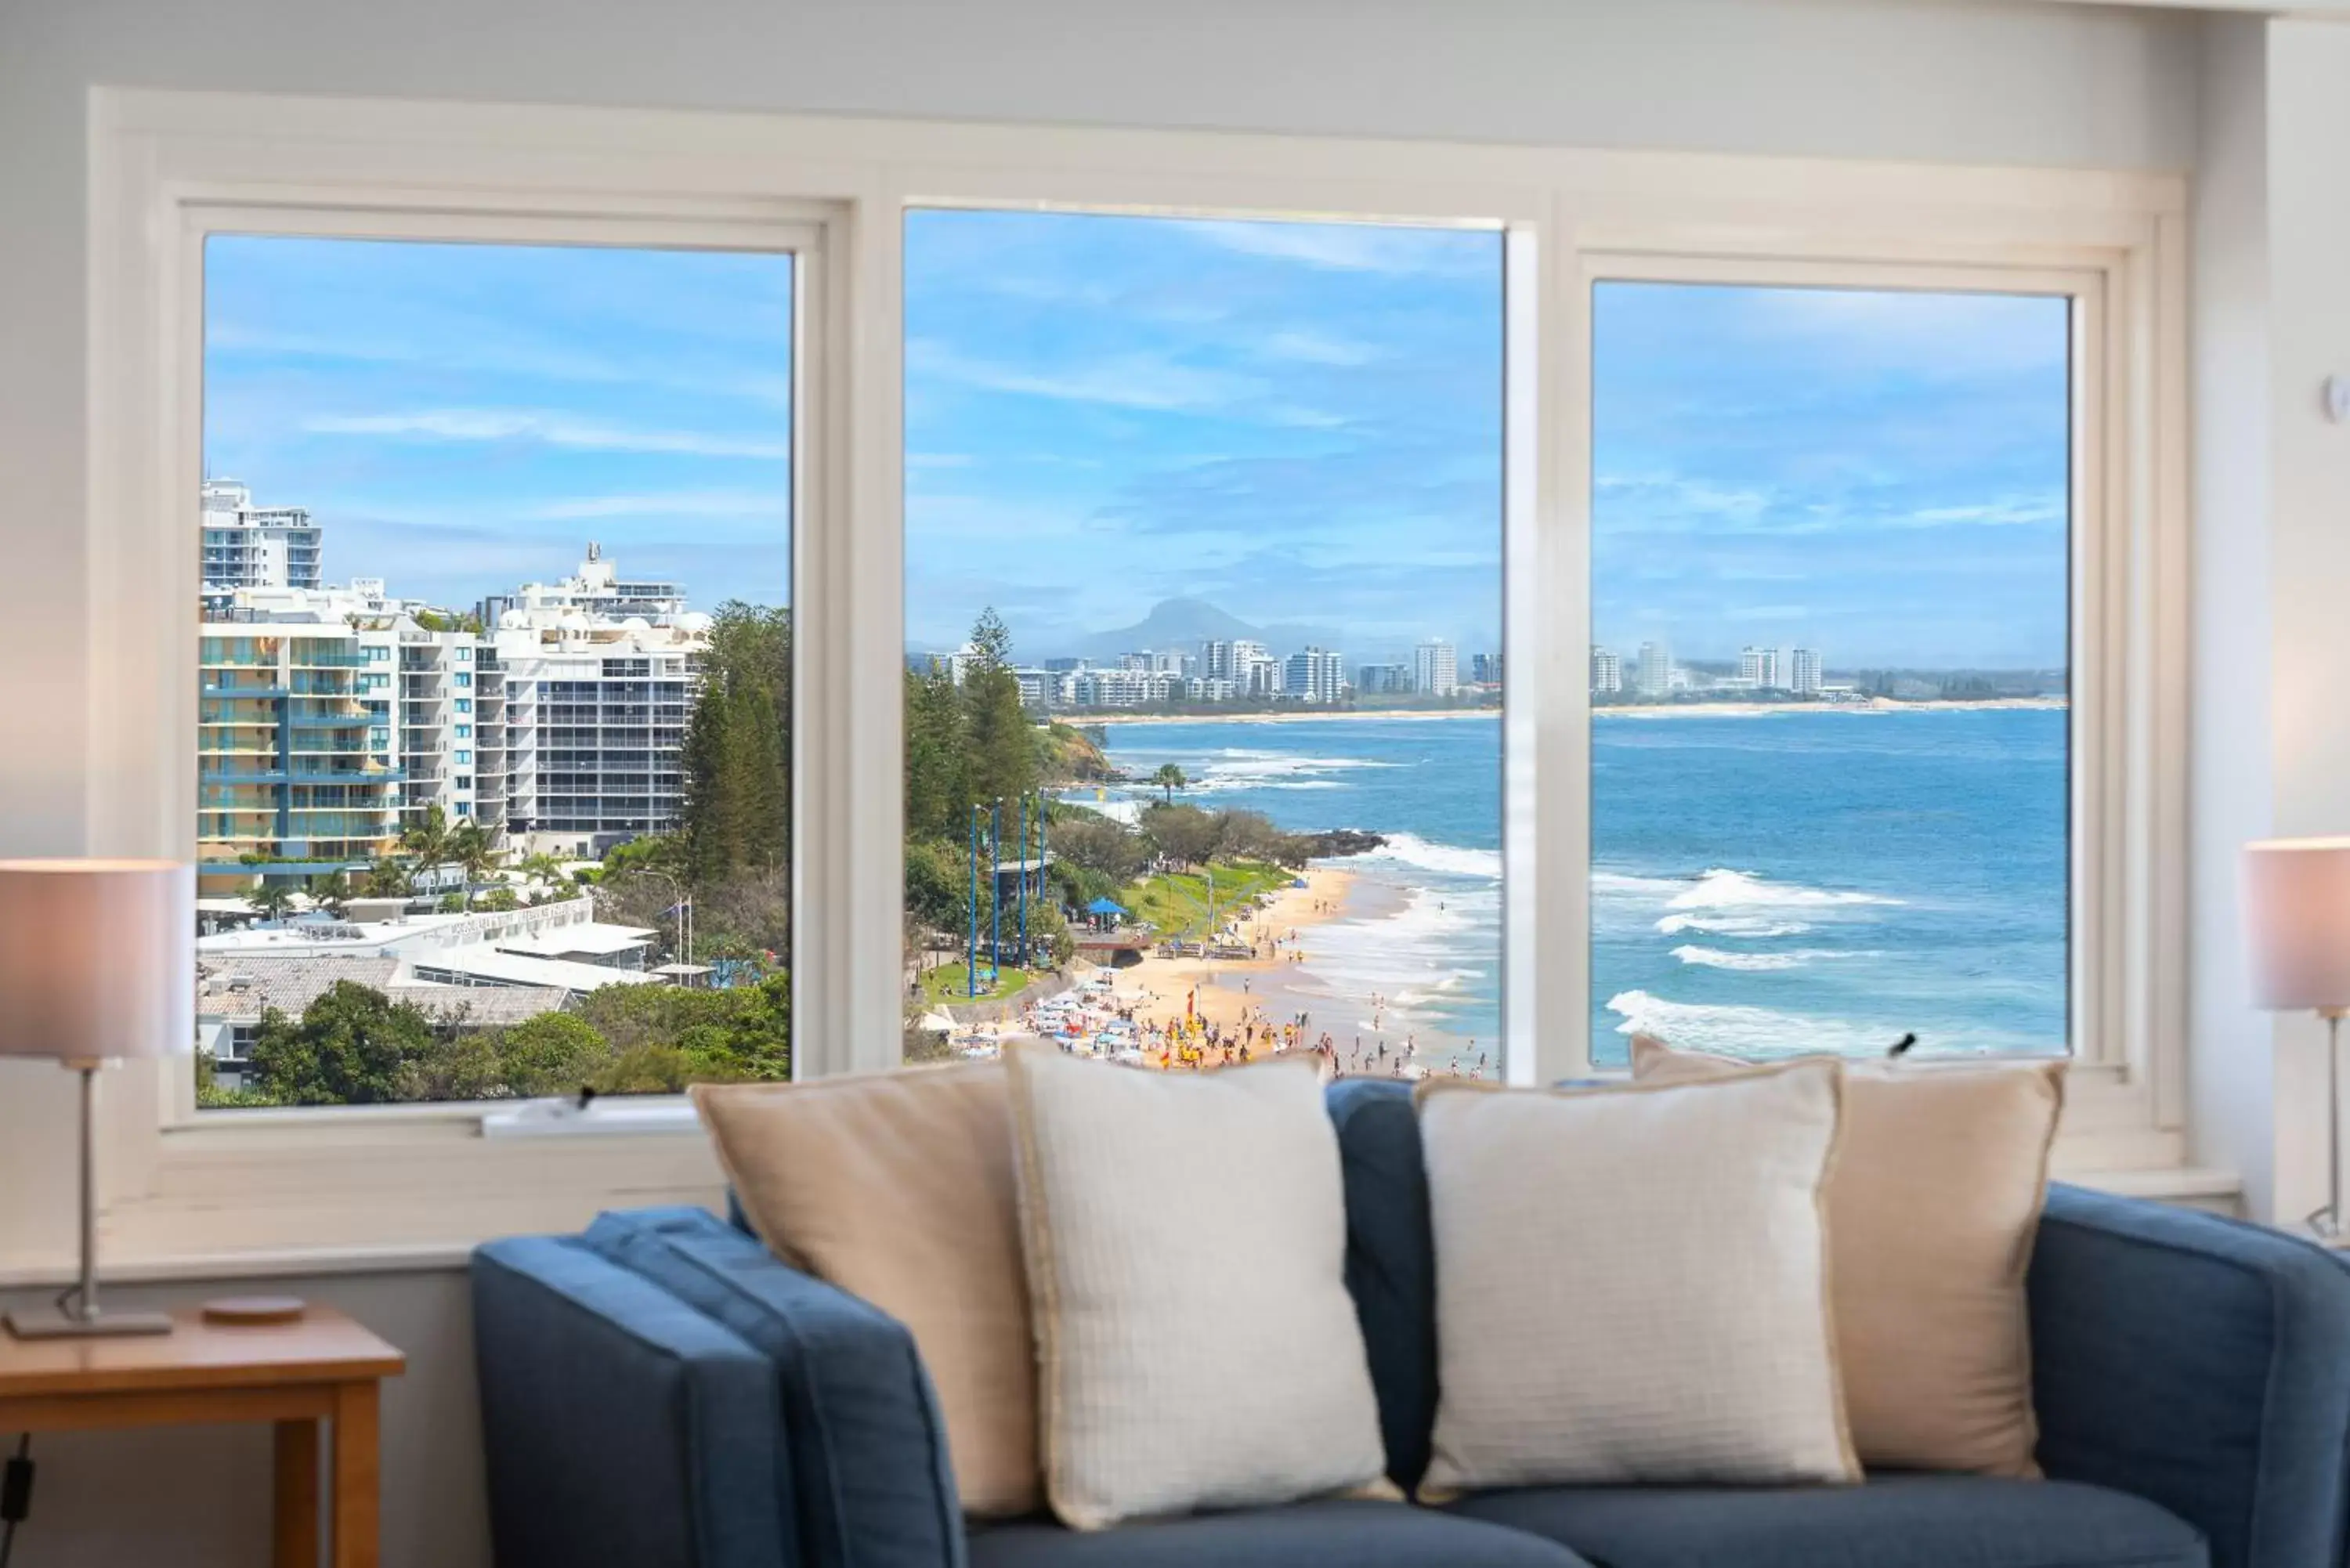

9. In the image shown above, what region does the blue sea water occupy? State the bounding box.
[1091,706,2068,1070]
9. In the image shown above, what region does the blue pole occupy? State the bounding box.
[967,803,978,998]
[1018,793,1029,966]
[991,799,1003,980]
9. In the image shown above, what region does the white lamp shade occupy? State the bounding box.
[2244,838,2350,1012]
[0,859,191,1062]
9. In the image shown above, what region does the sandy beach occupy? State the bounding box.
[1078,864,1357,1064]
[1597,696,2067,720]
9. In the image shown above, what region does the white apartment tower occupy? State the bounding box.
[494,548,710,857]
[1283,647,1347,704]
[1636,641,1672,698]
[1739,645,1781,690]
[1790,647,1824,697]
[201,479,323,594]
[1414,639,1459,698]
[1591,646,1622,695]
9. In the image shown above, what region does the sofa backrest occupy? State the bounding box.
[1325,1076,1439,1494]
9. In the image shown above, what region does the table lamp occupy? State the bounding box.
[0,858,191,1338]
[2244,836,2350,1244]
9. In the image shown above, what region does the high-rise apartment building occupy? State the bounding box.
[1357,663,1410,695]
[1790,646,1823,697]
[197,602,403,895]
[1591,646,1622,695]
[1637,641,1672,698]
[494,550,710,857]
[1200,638,1268,685]
[1414,639,1459,697]
[201,479,322,595]
[1283,646,1347,704]
[1738,645,1781,690]
[1470,652,1504,687]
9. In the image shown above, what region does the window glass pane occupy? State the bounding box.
[1589,281,2070,1064]
[904,210,1503,1080]
[197,235,792,1105]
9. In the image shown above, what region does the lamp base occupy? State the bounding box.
[4,1304,173,1339]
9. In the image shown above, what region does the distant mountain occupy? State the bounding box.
[1065,598,1342,664]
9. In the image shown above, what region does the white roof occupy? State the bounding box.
[417,945,661,994]
[494,923,657,958]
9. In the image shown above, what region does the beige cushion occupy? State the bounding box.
[692,1064,1039,1518]
[1417,1063,1858,1494]
[1631,1034,2064,1478]
[1003,1044,1391,1530]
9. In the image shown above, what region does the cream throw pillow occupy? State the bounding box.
[1632,1035,2063,1478]
[692,1064,1039,1518]
[1418,1062,1857,1494]
[1003,1045,1392,1530]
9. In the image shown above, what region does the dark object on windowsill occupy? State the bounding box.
[1887,1032,1918,1058]
[1,1433,33,1568]
[200,1297,307,1327]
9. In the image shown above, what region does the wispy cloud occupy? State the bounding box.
[1261,330,1379,367]
[1181,219,1495,277]
[303,408,788,460]
[907,341,1259,414]
[522,490,788,521]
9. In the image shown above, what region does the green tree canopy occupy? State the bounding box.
[681,602,792,886]
[248,981,437,1105]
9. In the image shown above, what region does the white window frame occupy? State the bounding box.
[45,86,2196,1281]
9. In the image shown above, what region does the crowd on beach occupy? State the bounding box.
[932,863,1490,1081]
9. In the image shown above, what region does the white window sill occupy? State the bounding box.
[478,1096,700,1140]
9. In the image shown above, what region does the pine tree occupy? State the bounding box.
[681,602,792,886]
[961,607,1036,811]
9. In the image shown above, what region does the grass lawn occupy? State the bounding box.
[923,963,1033,1006]
[1119,859,1296,940]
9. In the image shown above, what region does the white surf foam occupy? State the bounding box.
[1665,868,1900,911]
[1358,832,1503,881]
[1654,913,1813,938]
[1603,990,1896,1058]
[1668,945,1880,973]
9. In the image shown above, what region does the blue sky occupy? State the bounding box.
[202,236,794,609]
[1593,282,2070,670]
[204,222,2069,670]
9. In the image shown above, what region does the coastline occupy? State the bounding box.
[1109,864,1355,1047]
[1065,698,2063,728]
[1596,696,2067,720]
[1082,706,1495,726]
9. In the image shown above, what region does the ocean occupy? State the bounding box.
[1088,706,2068,1069]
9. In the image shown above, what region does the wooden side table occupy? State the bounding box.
[0,1305,405,1567]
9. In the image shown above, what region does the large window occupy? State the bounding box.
[1589,281,2072,1066]
[902,210,1506,1082]
[195,235,794,1106]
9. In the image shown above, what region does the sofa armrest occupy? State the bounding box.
[2029,1183,2350,1568]
[472,1236,790,1568]
[584,1207,967,1568]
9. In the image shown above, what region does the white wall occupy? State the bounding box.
[2186,14,2350,1229]
[0,1,2208,1564]
[2188,13,2276,1216]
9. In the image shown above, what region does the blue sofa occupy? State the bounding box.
[472,1078,2350,1568]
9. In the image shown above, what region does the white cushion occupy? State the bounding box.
[1417,1063,1859,1494]
[1003,1045,1392,1529]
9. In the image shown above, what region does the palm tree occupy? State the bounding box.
[517,851,569,890]
[362,854,415,898]
[449,820,501,910]
[1152,763,1188,804]
[248,880,297,925]
[400,804,454,883]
